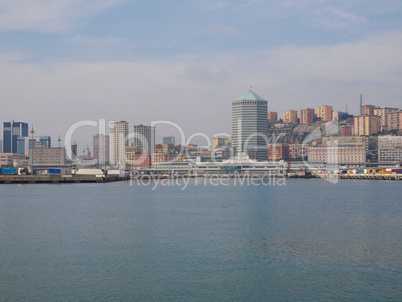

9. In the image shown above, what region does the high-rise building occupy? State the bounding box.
[93,134,110,165]
[283,110,298,123]
[354,115,381,136]
[163,136,175,145]
[211,137,227,149]
[232,89,268,160]
[386,110,402,131]
[268,111,278,122]
[110,121,129,166]
[317,106,333,122]
[2,121,28,153]
[71,142,78,160]
[361,105,375,115]
[133,125,155,155]
[373,107,399,131]
[300,108,314,124]
[17,136,51,157]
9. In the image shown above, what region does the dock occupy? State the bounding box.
[0,174,128,184]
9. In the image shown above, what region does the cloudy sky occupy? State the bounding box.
[1,0,402,147]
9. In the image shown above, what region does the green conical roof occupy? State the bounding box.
[236,89,266,101]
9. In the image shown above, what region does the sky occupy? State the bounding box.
[1,0,402,149]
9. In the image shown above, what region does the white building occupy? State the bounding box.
[378,136,402,164]
[308,145,366,165]
[110,121,129,166]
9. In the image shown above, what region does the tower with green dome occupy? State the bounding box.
[232,89,268,161]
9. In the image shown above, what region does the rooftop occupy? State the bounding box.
[235,89,266,101]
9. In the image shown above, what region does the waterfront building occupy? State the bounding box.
[268,143,289,161]
[268,111,278,122]
[322,136,368,151]
[354,115,381,136]
[308,145,366,165]
[386,110,402,131]
[378,136,402,164]
[17,136,51,157]
[317,106,333,122]
[133,125,155,155]
[29,141,68,167]
[211,137,227,149]
[0,153,26,167]
[288,144,308,160]
[125,146,151,167]
[110,121,129,166]
[2,121,28,153]
[283,110,298,124]
[300,108,314,124]
[232,89,268,160]
[93,134,109,165]
[163,136,175,145]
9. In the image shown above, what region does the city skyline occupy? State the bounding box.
[0,1,401,143]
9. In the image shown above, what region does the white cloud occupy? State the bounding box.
[308,7,367,29]
[0,0,122,32]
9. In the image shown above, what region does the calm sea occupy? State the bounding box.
[0,179,401,301]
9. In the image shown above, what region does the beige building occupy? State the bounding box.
[283,110,298,123]
[211,137,227,149]
[317,105,333,122]
[0,153,26,167]
[268,143,289,161]
[354,115,381,136]
[110,121,129,166]
[308,145,366,165]
[322,136,369,151]
[373,107,399,131]
[268,111,278,122]
[288,144,308,159]
[29,142,67,167]
[386,110,402,131]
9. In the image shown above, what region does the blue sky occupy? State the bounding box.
[1,0,402,146]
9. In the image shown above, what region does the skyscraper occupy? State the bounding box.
[2,120,28,153]
[232,89,268,160]
[133,125,155,155]
[110,121,129,166]
[93,134,110,165]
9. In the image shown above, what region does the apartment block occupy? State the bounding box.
[354,115,381,136]
[283,110,298,124]
[317,106,333,122]
[300,108,314,124]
